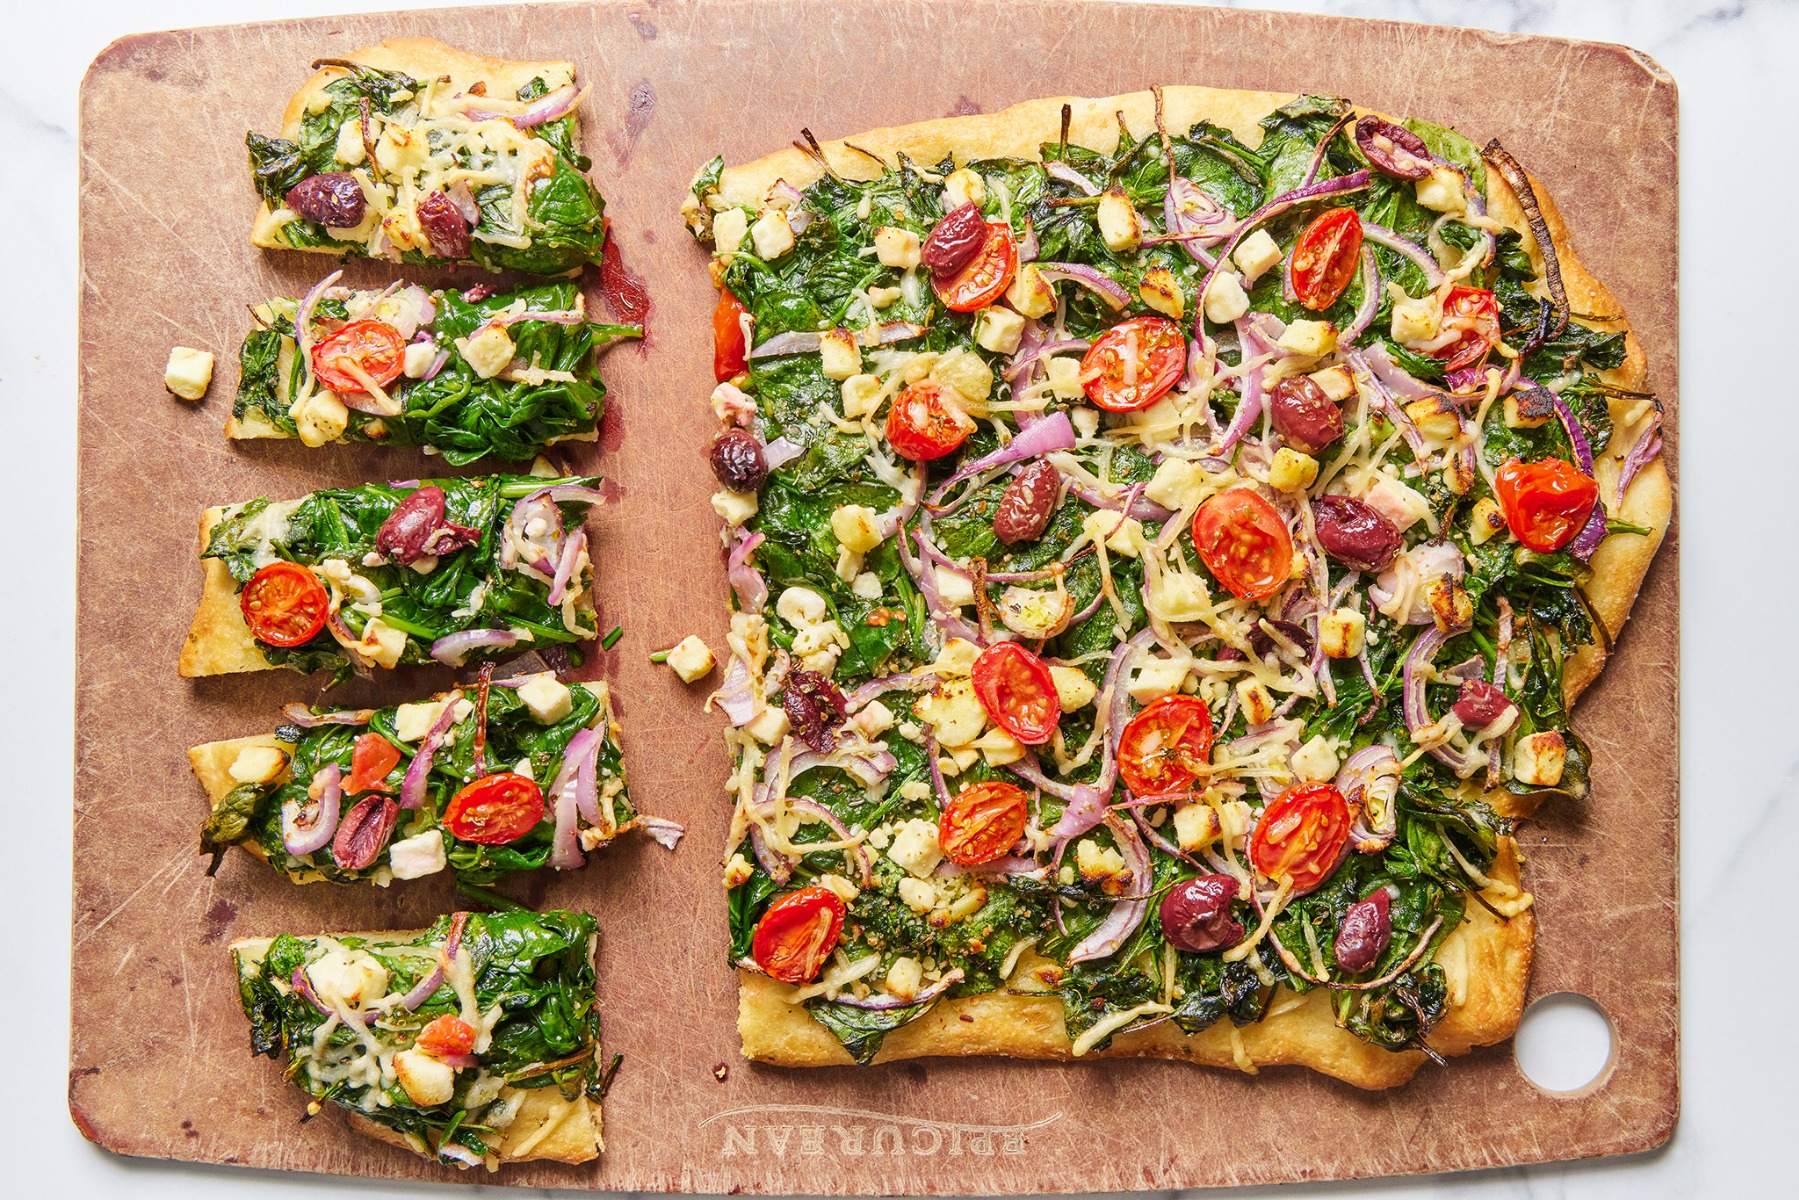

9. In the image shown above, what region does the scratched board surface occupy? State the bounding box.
[72,0,1679,1191]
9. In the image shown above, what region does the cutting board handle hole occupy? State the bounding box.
[1513,992,1616,1096]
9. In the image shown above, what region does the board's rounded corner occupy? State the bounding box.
[67,1068,117,1153]
[80,31,164,100]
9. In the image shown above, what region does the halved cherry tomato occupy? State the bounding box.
[940,780,1030,866]
[1431,285,1503,371]
[752,886,846,984]
[240,561,330,647]
[311,318,405,393]
[1192,488,1295,601]
[414,1014,476,1058]
[932,221,1017,312]
[1494,457,1599,553]
[1117,694,1216,797]
[1081,316,1187,412]
[885,380,976,461]
[970,642,1061,746]
[346,733,401,795]
[1290,206,1363,311]
[1249,781,1351,896]
[443,772,545,845]
[714,288,749,382]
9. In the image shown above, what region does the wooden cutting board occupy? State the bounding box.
[71,0,1679,1190]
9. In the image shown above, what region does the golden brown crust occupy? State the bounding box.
[178,507,273,678]
[250,38,577,252]
[716,87,1664,1087]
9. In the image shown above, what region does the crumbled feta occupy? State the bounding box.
[1137,268,1184,319]
[517,673,573,723]
[711,488,759,526]
[1232,229,1283,284]
[293,391,349,447]
[1049,665,1097,712]
[394,1049,456,1106]
[974,306,1027,355]
[1277,319,1337,358]
[1513,731,1567,787]
[1268,447,1319,492]
[831,504,884,554]
[1096,188,1142,253]
[388,830,448,880]
[840,372,884,418]
[1291,735,1339,782]
[818,327,862,380]
[874,226,922,269]
[1319,607,1366,659]
[1203,271,1250,324]
[1006,264,1057,318]
[1415,166,1467,214]
[750,209,795,259]
[887,818,944,878]
[663,635,716,682]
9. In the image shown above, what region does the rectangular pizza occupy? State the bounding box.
[682,87,1670,1088]
[233,273,638,464]
[246,38,607,273]
[179,474,602,679]
[231,909,605,1169]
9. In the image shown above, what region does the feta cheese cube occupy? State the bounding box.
[1236,678,1276,726]
[943,168,986,210]
[459,323,516,380]
[831,504,884,554]
[1512,731,1567,787]
[402,341,438,379]
[1075,838,1130,888]
[853,699,895,738]
[914,676,987,747]
[1309,365,1355,402]
[1232,229,1283,283]
[840,373,884,418]
[306,945,387,1007]
[1006,264,1057,319]
[1128,654,1191,705]
[1044,355,1087,399]
[818,327,862,380]
[1415,166,1467,214]
[163,347,214,401]
[517,673,574,723]
[711,488,759,526]
[1390,290,1443,346]
[886,953,926,996]
[867,285,902,308]
[818,873,861,904]
[1081,510,1146,558]
[333,117,367,166]
[873,226,922,269]
[1470,496,1508,545]
[664,635,716,683]
[887,819,944,878]
[744,705,790,745]
[1277,319,1337,358]
[1505,390,1555,429]
[228,745,288,785]
[1362,476,1432,531]
[1291,735,1339,782]
[750,209,795,259]
[1096,188,1142,253]
[934,348,993,402]
[293,391,349,448]
[375,124,428,173]
[1268,447,1319,492]
[974,306,1027,355]
[1204,271,1250,324]
[933,638,981,676]
[1145,571,1211,623]
[1144,457,1209,512]
[711,207,749,254]
[1137,267,1185,319]
[1406,396,1461,441]
[1319,607,1366,659]
[1049,665,1097,712]
[973,726,1025,767]
[1173,803,1224,852]
[394,1049,456,1106]
[934,566,977,609]
[358,617,407,669]
[388,830,448,880]
[723,853,754,889]
[850,571,883,600]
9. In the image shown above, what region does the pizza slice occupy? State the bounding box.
[683,87,1670,1088]
[191,671,677,885]
[234,273,638,465]
[179,474,601,679]
[246,38,606,274]
[232,909,605,1169]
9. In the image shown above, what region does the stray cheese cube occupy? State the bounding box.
[711,488,759,526]
[750,209,795,259]
[517,673,574,723]
[394,1049,456,1106]
[723,853,755,889]
[228,745,288,785]
[943,168,986,210]
[1137,267,1185,319]
[840,373,884,418]
[1006,264,1056,319]
[914,676,987,747]
[1470,496,1508,545]
[711,207,749,253]
[887,819,944,878]
[164,347,214,401]
[744,705,790,745]
[664,635,716,683]
[818,327,862,380]
[1277,319,1338,358]
[934,566,977,609]
[973,726,1025,767]
[1512,731,1567,787]
[886,953,926,997]
[1268,447,1319,492]
[1309,365,1355,402]
[1044,355,1087,399]
[832,505,884,555]
[853,699,896,738]
[1291,735,1339,782]
[1232,229,1283,283]
[1204,272,1250,325]
[874,226,922,269]
[974,306,1027,355]
[1415,166,1467,214]
[459,323,516,379]
[1236,678,1276,726]
[358,617,407,669]
[1319,607,1366,658]
[1128,655,1191,704]
[1049,665,1097,712]
[293,391,349,448]
[1363,476,1432,531]
[388,830,447,880]
[1096,188,1142,253]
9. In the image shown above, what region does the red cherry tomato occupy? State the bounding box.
[939,781,1030,867]
[1249,782,1352,896]
[751,886,846,984]
[1494,457,1599,553]
[933,221,1017,312]
[346,733,401,795]
[1290,206,1364,311]
[310,319,405,393]
[443,772,545,845]
[414,1014,476,1058]
[1081,316,1187,413]
[1431,285,1503,371]
[884,380,976,461]
[714,289,749,382]
[1117,694,1216,797]
[1192,488,1295,601]
[240,561,330,648]
[970,642,1061,746]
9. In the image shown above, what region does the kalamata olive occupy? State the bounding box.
[377,485,448,564]
[416,190,472,260]
[710,428,768,491]
[1334,887,1393,973]
[1269,375,1344,454]
[1452,680,1517,731]
[1312,495,1403,572]
[922,202,989,280]
[992,459,1061,545]
[1354,116,1434,181]
[1248,618,1314,663]
[1159,874,1245,953]
[782,669,847,753]
[332,796,400,871]
[284,172,367,228]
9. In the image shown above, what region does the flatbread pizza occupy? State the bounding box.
[681,86,1669,1088]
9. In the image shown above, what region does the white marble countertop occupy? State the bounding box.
[6,0,1792,1196]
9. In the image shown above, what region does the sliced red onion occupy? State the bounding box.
[1615,402,1665,507]
[1360,342,1440,403]
[420,348,452,382]
[1340,245,1381,343]
[1214,316,1275,453]
[1370,540,1465,626]
[904,529,983,644]
[1006,748,1079,803]
[940,411,1076,491]
[1401,627,1484,777]
[499,307,586,327]
[710,656,758,726]
[542,725,604,825]
[790,748,897,786]
[547,528,587,605]
[280,703,373,728]
[760,794,874,885]
[549,765,584,870]
[513,84,584,129]
[1161,176,1231,265]
[1005,335,1090,391]
[293,269,342,396]
[1336,744,1400,852]
[1359,219,1447,289]
[1033,262,1130,310]
[445,181,481,226]
[400,701,461,810]
[1049,785,1108,839]
[291,966,329,1015]
[844,672,926,712]
[1068,815,1153,963]
[861,321,929,348]
[761,437,804,470]
[431,628,520,667]
[749,823,794,885]
[641,817,685,850]
[727,530,769,613]
[1066,481,1174,522]
[1045,161,1100,196]
[828,967,965,1011]
[281,763,342,856]
[1536,382,1607,560]
[749,330,822,360]
[397,912,468,1010]
[1019,215,1039,263]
